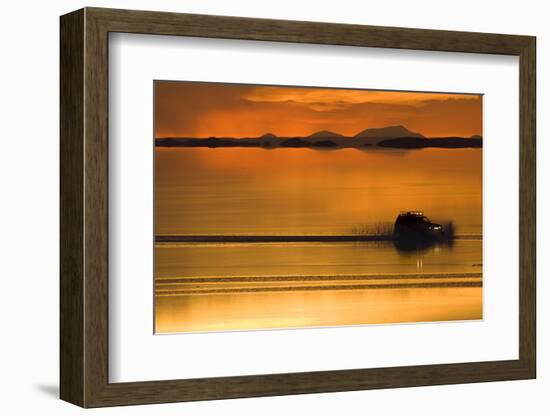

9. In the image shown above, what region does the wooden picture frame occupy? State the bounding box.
[60,7,536,408]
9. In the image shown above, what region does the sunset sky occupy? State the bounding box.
[155,81,482,138]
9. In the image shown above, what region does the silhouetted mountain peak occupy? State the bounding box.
[354,125,425,139]
[307,130,344,139]
[259,133,277,139]
[470,134,482,139]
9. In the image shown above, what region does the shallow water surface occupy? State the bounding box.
[154,147,482,333]
[155,147,482,236]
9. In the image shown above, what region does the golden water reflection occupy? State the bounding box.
[156,286,482,333]
[155,147,482,236]
[154,147,482,333]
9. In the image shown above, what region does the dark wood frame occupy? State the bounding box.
[60,7,536,408]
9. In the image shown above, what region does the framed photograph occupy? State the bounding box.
[60,7,536,407]
[153,80,485,334]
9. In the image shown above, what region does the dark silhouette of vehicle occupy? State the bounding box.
[393,211,443,240]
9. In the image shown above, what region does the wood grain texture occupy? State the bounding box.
[518,38,536,375]
[59,7,536,408]
[59,8,84,407]
[83,9,110,406]
[88,7,532,55]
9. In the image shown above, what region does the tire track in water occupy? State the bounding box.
[156,272,482,284]
[156,278,482,296]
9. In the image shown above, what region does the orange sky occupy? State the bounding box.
[155,81,482,138]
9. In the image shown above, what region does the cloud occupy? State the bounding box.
[243,86,479,109]
[155,82,482,138]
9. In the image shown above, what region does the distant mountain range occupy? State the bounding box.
[156,125,482,150]
[307,130,343,139]
[354,125,425,145]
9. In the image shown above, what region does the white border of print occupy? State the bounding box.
[108,33,519,383]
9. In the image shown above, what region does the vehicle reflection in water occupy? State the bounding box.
[393,238,455,272]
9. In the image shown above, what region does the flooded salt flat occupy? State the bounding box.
[154,147,482,333]
[155,284,482,333]
[155,240,482,279]
[155,239,482,333]
[155,147,482,236]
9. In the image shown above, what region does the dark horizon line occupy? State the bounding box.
[155,134,482,140]
[154,136,483,150]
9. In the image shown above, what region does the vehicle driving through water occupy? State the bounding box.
[393,211,444,240]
